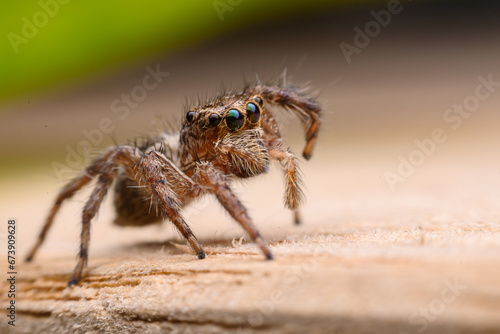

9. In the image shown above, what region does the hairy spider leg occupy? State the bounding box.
[67,147,206,285]
[192,161,274,260]
[68,174,113,286]
[26,145,206,285]
[252,85,321,160]
[25,149,116,262]
[137,150,205,259]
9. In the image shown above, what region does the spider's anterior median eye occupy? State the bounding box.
[246,102,260,123]
[208,113,220,126]
[186,111,195,123]
[225,109,245,131]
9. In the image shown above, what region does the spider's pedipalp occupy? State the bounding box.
[269,149,304,210]
[215,130,270,178]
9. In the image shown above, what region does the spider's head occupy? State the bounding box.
[180,93,269,177]
[183,94,264,139]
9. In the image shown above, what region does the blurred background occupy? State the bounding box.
[1,0,500,268]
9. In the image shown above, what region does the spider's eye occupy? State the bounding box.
[225,109,245,131]
[186,110,195,123]
[208,113,220,126]
[254,96,263,107]
[246,102,260,123]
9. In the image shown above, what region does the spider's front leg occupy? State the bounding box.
[135,150,206,260]
[251,85,322,160]
[192,161,274,260]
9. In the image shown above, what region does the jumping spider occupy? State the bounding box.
[26,83,322,286]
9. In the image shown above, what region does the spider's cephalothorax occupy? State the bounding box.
[180,93,270,178]
[26,83,322,286]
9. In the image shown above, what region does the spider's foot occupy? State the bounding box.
[197,250,206,259]
[67,278,79,287]
[262,244,274,260]
[293,210,302,225]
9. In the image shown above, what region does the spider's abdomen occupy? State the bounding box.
[113,174,162,226]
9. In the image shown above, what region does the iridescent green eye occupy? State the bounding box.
[225,109,245,131]
[246,102,260,123]
[186,110,195,123]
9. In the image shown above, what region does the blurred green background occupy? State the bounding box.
[0,0,384,104]
[1,0,499,180]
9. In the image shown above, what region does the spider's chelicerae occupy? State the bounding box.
[26,83,322,286]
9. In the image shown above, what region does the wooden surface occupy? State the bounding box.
[2,141,500,333]
[2,4,500,333]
